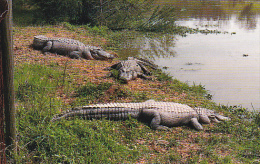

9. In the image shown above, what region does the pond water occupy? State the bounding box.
[119,0,260,110]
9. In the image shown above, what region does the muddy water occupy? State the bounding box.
[120,1,260,110]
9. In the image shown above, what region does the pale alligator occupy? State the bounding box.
[51,100,230,130]
[105,57,158,82]
[32,35,115,60]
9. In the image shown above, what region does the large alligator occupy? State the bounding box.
[32,35,115,60]
[105,57,158,82]
[51,100,230,130]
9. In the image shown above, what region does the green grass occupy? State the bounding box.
[11,2,260,162]
[12,62,260,163]
[75,82,112,99]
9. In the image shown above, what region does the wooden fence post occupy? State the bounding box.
[0,0,8,163]
[0,0,16,161]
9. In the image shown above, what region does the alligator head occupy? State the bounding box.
[194,107,230,124]
[32,35,49,50]
[91,49,116,60]
[119,69,138,82]
[117,60,143,82]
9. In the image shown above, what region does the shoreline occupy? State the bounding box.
[12,25,260,163]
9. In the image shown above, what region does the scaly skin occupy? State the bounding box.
[32,35,115,60]
[106,57,158,82]
[51,100,230,130]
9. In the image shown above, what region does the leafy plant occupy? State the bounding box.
[153,69,173,82]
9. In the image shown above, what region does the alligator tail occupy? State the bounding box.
[51,107,140,122]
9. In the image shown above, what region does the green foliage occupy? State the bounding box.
[109,69,129,84]
[133,91,149,102]
[75,81,131,103]
[15,64,66,102]
[15,113,145,163]
[29,0,88,24]
[13,0,176,32]
[153,69,173,82]
[108,86,131,100]
[13,63,144,163]
[167,79,209,100]
[16,82,39,102]
[209,106,260,162]
[94,0,176,31]
[254,112,260,126]
[12,26,260,163]
[75,82,112,102]
[12,62,260,163]
[138,5,176,32]
[83,25,110,37]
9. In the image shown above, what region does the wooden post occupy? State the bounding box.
[0,0,8,163]
[0,0,16,160]
[0,41,6,164]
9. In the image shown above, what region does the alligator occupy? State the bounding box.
[105,57,158,82]
[51,100,230,130]
[32,35,115,60]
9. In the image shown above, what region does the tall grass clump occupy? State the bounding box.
[15,64,64,101]
[74,82,112,103]
[14,63,69,126]
[13,63,146,163]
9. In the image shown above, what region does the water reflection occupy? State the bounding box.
[118,33,177,59]
[160,0,259,30]
[178,0,227,21]
[118,0,260,110]
[238,3,257,29]
[119,0,259,59]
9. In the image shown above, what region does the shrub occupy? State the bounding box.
[17,0,176,32]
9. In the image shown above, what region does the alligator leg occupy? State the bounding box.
[82,49,95,60]
[138,74,152,80]
[190,118,203,130]
[42,41,53,54]
[138,63,152,75]
[215,114,230,121]
[104,62,121,71]
[198,115,211,124]
[143,109,169,130]
[91,52,103,60]
[69,51,82,59]
[96,50,113,59]
[210,114,230,123]
[211,118,220,123]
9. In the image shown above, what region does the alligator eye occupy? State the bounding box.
[208,115,215,119]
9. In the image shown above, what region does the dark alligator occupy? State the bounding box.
[51,100,230,130]
[32,35,115,60]
[105,57,158,82]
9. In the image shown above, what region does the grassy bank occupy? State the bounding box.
[11,25,260,163]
